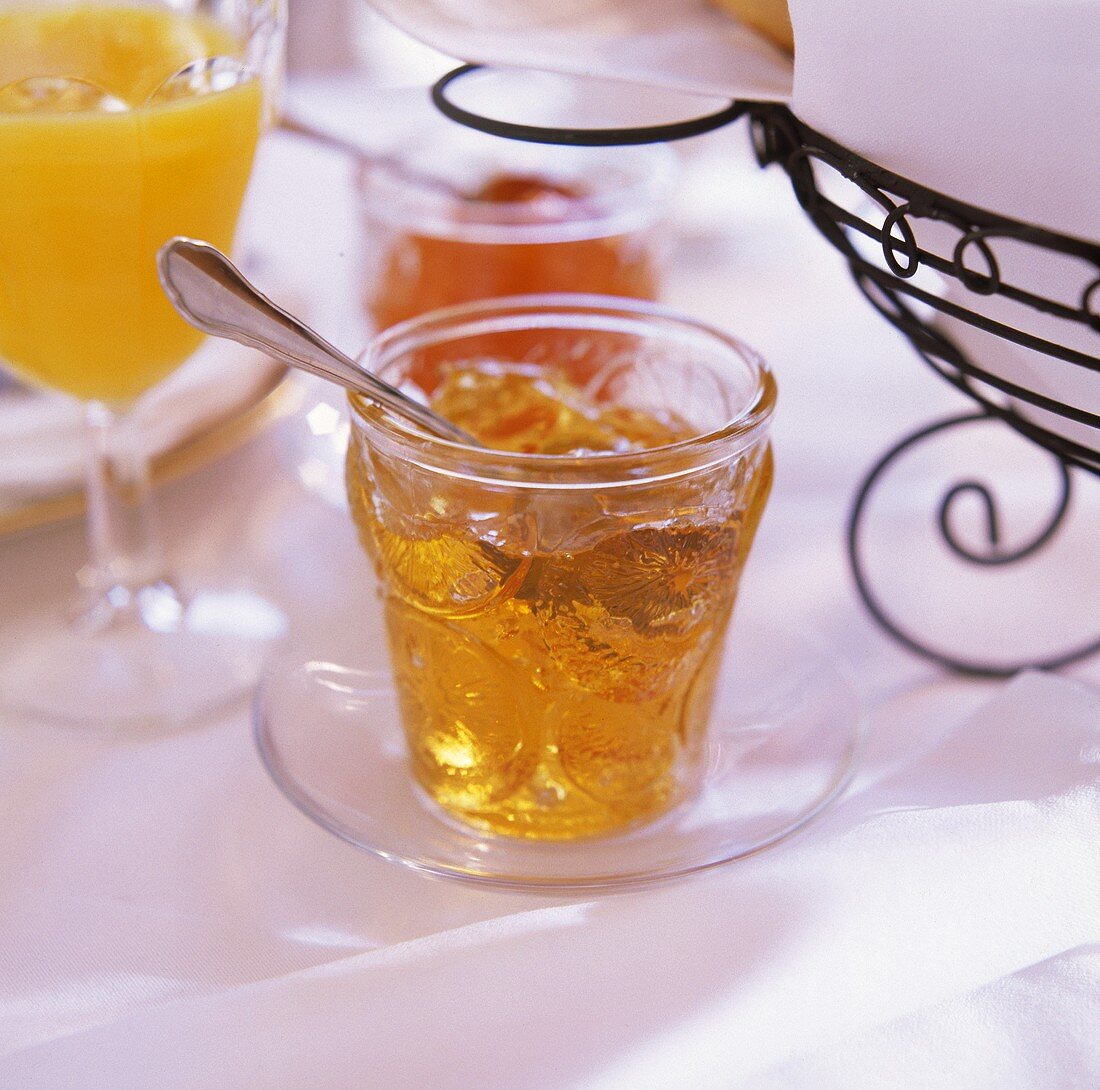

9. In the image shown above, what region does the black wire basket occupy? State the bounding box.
[432,67,1100,675]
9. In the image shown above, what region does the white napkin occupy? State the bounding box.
[364,0,794,101]
[790,0,1100,238]
[363,0,1098,236]
[5,670,1097,1088]
[792,1,1100,452]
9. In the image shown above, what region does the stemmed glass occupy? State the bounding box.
[0,0,286,726]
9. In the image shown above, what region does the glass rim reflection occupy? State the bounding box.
[0,0,285,121]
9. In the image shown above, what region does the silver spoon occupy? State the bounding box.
[156,237,478,446]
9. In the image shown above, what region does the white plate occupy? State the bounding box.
[254,616,863,891]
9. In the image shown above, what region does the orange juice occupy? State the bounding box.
[0,4,262,402]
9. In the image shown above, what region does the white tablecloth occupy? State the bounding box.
[1,81,1097,1088]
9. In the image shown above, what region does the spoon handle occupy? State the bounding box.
[156,237,476,445]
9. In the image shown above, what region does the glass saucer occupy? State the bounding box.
[254,619,864,891]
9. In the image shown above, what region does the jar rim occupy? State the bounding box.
[355,142,677,245]
[350,294,777,490]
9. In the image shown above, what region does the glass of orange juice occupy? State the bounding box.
[0,0,285,726]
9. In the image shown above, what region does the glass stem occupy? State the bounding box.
[82,400,166,612]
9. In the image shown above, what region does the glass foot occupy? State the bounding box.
[1,583,286,729]
[254,618,865,891]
